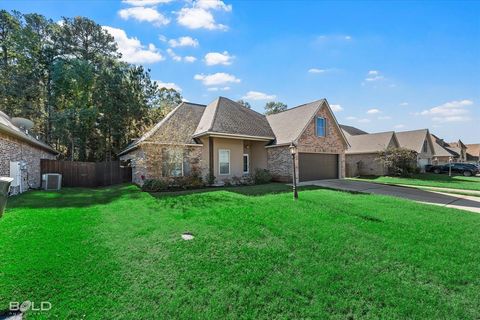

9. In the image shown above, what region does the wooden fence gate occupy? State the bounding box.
[40,160,132,188]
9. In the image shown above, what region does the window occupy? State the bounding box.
[316,117,326,137]
[162,149,183,177]
[243,154,249,174]
[423,140,428,153]
[219,149,230,175]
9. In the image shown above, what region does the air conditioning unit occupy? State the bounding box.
[42,174,62,191]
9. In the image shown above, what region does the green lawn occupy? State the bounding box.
[354,173,480,192]
[1,184,480,319]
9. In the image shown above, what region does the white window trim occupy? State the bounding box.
[316,116,326,137]
[218,149,231,175]
[243,153,249,174]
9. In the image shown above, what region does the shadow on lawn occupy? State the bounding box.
[360,173,480,184]
[6,184,142,210]
[150,183,322,199]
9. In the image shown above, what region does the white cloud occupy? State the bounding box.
[168,36,199,47]
[122,0,173,5]
[207,86,230,91]
[204,51,234,65]
[177,7,226,30]
[365,70,384,82]
[358,118,371,123]
[367,108,381,114]
[184,56,197,62]
[419,99,473,122]
[242,91,276,101]
[166,49,197,62]
[102,26,164,64]
[197,0,232,12]
[378,115,392,120]
[194,72,240,86]
[177,0,231,30]
[308,68,326,74]
[346,116,357,120]
[118,6,170,26]
[394,124,405,129]
[330,104,343,112]
[167,48,182,61]
[316,34,352,42]
[400,102,409,106]
[154,80,182,92]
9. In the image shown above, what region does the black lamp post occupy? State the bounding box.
[289,142,298,200]
[448,156,453,177]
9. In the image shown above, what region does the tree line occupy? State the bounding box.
[0,10,181,161]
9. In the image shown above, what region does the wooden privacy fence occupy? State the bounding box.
[40,160,132,188]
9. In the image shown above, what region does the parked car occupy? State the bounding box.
[430,163,479,176]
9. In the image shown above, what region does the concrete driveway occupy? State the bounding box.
[302,179,480,213]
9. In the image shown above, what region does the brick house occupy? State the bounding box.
[342,128,400,177]
[0,111,58,193]
[119,97,348,185]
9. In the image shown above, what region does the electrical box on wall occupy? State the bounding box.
[9,161,27,194]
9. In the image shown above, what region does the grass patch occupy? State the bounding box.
[354,173,480,191]
[1,183,480,319]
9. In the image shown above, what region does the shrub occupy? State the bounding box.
[205,172,216,186]
[142,179,168,192]
[253,169,272,184]
[223,178,232,187]
[377,147,418,177]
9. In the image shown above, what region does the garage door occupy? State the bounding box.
[298,153,338,182]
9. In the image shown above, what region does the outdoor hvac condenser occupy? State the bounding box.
[42,174,62,191]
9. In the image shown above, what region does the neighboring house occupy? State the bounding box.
[342,128,400,177]
[396,129,435,170]
[431,134,459,164]
[446,140,468,162]
[119,97,348,185]
[466,144,480,162]
[0,111,58,193]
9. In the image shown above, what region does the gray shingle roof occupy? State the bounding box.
[340,124,368,136]
[345,131,398,154]
[194,97,275,139]
[0,111,57,154]
[266,100,322,145]
[466,144,480,158]
[430,134,457,157]
[396,129,430,153]
[119,102,206,156]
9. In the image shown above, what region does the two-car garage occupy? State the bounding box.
[298,153,339,182]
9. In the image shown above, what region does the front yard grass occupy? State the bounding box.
[1,183,480,319]
[354,173,480,192]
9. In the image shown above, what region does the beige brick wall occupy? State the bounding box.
[267,146,292,182]
[0,132,56,190]
[266,105,347,182]
[120,143,203,185]
[346,153,386,177]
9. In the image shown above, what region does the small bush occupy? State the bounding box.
[205,172,216,186]
[253,169,272,184]
[377,148,418,177]
[223,178,232,187]
[142,179,168,192]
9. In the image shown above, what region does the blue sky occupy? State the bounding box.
[3,0,479,142]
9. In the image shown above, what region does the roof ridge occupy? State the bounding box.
[267,99,325,117]
[183,102,207,107]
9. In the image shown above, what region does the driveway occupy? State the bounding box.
[302,179,480,213]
